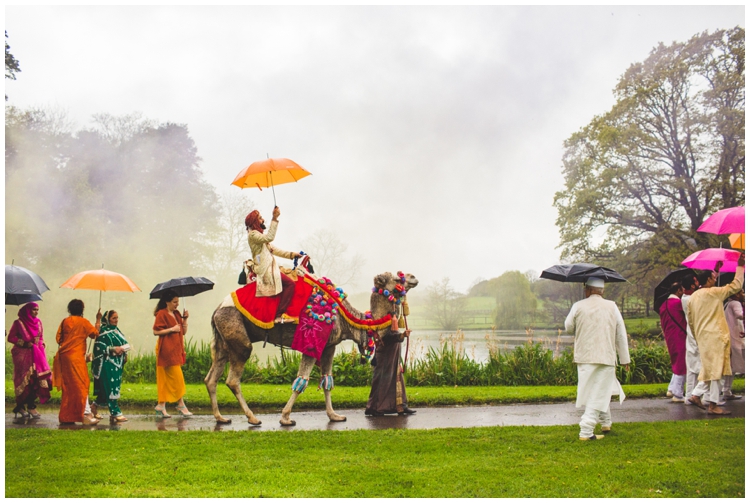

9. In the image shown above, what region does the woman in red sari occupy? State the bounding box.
[52,299,101,425]
[7,302,52,419]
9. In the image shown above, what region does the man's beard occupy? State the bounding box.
[260,223,266,230]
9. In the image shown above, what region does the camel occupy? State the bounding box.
[205,270,419,426]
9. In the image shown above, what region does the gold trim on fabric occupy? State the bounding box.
[231,291,275,329]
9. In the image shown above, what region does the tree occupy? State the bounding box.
[471,271,537,329]
[5,31,20,100]
[5,109,223,352]
[554,27,745,281]
[299,230,364,288]
[424,277,467,330]
[195,189,256,286]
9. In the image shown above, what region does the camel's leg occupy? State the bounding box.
[318,346,346,422]
[225,357,261,425]
[204,334,231,424]
[280,354,317,426]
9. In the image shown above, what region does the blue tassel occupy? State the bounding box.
[319,375,334,391]
[291,376,308,393]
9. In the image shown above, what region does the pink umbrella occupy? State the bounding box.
[697,206,745,234]
[682,248,741,272]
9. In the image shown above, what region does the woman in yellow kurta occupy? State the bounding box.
[153,289,192,417]
[52,299,101,425]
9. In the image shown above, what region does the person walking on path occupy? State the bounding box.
[245,207,302,322]
[722,291,744,399]
[153,289,192,418]
[52,299,101,425]
[365,327,416,417]
[687,254,745,415]
[659,282,688,402]
[92,310,130,422]
[682,274,710,407]
[7,302,52,419]
[565,277,630,441]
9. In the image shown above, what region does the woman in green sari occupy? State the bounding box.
[91,310,130,422]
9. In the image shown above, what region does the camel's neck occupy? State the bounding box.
[337,296,366,341]
[369,292,398,319]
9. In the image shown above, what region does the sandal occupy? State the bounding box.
[112,415,128,422]
[28,409,42,419]
[90,403,104,420]
[707,407,731,415]
[176,405,194,417]
[154,406,172,418]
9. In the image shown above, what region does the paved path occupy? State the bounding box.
[5,396,744,432]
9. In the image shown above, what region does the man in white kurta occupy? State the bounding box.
[681,273,711,407]
[687,255,745,414]
[565,277,630,441]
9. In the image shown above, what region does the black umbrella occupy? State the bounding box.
[5,292,43,306]
[149,276,214,299]
[653,268,696,314]
[540,263,627,283]
[6,264,50,305]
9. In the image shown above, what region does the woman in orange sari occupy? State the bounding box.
[153,289,193,417]
[52,299,101,425]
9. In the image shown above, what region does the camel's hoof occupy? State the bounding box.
[329,415,347,422]
[280,419,296,427]
[248,419,262,426]
[216,417,232,425]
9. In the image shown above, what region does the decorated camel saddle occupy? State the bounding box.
[232,259,394,361]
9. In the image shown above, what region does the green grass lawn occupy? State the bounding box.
[5,419,744,497]
[7,379,745,411]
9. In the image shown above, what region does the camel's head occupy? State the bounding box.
[372,271,419,295]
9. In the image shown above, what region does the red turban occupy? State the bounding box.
[245,210,263,232]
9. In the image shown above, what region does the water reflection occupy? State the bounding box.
[401,329,573,363]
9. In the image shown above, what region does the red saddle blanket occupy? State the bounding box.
[231,276,313,329]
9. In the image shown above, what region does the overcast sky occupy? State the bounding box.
[5,5,744,293]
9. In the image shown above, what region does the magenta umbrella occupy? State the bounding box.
[682,248,741,272]
[697,206,745,234]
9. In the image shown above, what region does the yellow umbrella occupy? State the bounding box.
[729,233,745,249]
[231,157,311,206]
[60,267,141,308]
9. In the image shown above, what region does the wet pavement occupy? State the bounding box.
[5,396,744,432]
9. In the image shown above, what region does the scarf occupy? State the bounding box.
[17,302,41,341]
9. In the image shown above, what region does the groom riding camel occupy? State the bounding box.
[244,206,303,324]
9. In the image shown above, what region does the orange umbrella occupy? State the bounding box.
[231,157,311,206]
[729,233,745,249]
[60,267,141,308]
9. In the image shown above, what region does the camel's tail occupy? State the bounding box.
[210,309,225,361]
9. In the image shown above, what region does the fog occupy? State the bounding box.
[4,6,744,356]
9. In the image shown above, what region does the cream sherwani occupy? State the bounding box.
[687,268,744,382]
[247,220,296,298]
[566,294,630,437]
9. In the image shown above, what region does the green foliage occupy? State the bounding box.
[5,420,745,497]
[617,340,673,384]
[553,27,745,298]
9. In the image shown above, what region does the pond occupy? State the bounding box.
[250,328,574,364]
